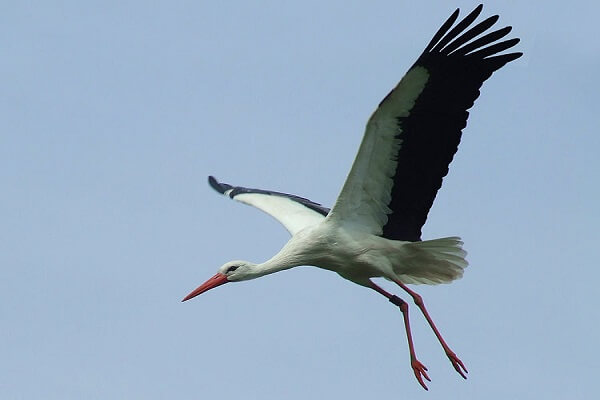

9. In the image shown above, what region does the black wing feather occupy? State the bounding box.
[430,4,483,53]
[441,15,499,55]
[452,26,513,56]
[381,5,521,242]
[423,8,460,53]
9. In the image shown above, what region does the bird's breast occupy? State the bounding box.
[290,225,391,280]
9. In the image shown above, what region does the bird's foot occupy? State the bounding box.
[411,358,431,390]
[445,350,468,379]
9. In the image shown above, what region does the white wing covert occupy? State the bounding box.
[208,176,329,236]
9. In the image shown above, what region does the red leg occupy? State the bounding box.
[369,281,431,390]
[394,279,468,379]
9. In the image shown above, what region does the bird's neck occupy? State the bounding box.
[254,255,299,277]
[253,245,308,278]
[249,228,326,279]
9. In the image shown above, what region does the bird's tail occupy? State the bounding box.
[393,236,468,285]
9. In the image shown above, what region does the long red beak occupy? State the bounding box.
[182,273,229,302]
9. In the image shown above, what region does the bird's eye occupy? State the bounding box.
[226,266,239,273]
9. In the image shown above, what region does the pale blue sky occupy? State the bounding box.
[2,1,599,399]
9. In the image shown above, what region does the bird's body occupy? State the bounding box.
[183,4,521,390]
[224,222,465,286]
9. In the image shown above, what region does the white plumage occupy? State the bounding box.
[230,191,324,235]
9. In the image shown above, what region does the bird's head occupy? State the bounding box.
[181,260,257,302]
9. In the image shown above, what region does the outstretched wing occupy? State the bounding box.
[208,176,329,236]
[327,5,522,241]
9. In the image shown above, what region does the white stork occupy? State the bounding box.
[183,4,521,390]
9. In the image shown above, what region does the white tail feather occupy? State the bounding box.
[394,237,468,285]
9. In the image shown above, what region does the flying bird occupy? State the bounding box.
[183,4,521,390]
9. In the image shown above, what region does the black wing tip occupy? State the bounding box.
[424,4,521,61]
[424,8,460,53]
[491,51,523,63]
[471,4,484,15]
[208,175,233,195]
[471,4,484,16]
